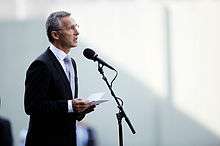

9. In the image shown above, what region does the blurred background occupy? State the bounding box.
[0,0,220,146]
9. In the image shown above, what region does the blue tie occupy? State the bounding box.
[64,56,75,95]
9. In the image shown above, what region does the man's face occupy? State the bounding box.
[58,16,79,49]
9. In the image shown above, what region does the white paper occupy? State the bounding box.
[87,92,109,105]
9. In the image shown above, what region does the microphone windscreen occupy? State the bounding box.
[83,48,96,60]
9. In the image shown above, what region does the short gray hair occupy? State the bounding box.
[46,11,71,43]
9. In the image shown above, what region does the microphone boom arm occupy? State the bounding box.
[97,63,136,146]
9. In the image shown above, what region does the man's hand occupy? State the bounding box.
[72,99,96,113]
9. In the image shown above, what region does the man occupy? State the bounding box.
[24,11,95,146]
[0,116,13,146]
[0,99,13,146]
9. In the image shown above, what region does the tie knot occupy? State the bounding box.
[64,56,71,63]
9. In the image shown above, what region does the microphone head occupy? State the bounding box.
[83,48,96,60]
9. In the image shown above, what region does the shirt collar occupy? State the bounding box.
[49,43,68,61]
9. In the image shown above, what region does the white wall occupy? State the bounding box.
[163,2,220,145]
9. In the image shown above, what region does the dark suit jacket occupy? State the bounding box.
[24,48,83,146]
[0,117,13,146]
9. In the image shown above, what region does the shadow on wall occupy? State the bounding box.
[72,45,220,146]
[0,20,219,146]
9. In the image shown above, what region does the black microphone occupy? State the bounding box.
[83,48,116,70]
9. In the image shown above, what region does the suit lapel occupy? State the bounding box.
[71,58,78,98]
[46,48,73,99]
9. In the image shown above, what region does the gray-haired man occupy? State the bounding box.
[24,11,96,146]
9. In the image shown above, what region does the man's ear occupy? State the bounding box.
[51,31,60,41]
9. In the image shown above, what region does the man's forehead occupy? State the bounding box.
[61,16,76,26]
[70,17,77,25]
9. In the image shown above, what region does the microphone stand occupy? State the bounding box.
[97,63,136,146]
